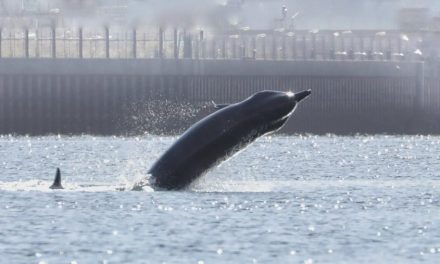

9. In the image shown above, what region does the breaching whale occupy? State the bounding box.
[50,168,63,189]
[148,90,311,190]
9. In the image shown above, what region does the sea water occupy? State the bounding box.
[0,135,439,263]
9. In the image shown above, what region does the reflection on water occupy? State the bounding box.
[0,135,439,263]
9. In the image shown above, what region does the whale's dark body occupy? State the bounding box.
[149,90,311,190]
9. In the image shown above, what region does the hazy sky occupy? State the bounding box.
[2,0,440,30]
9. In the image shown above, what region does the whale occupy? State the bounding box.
[146,89,311,190]
[50,168,63,189]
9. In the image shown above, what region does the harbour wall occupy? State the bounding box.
[0,59,438,135]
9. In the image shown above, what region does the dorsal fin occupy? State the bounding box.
[212,101,230,110]
[50,168,63,189]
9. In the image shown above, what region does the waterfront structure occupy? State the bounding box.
[0,0,439,135]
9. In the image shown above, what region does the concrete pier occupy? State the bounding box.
[0,59,438,135]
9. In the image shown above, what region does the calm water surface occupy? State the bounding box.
[0,135,439,263]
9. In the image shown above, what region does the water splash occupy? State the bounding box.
[120,100,209,135]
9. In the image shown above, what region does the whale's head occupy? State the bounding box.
[245,89,311,132]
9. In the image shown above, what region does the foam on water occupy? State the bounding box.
[2,178,439,193]
[0,180,145,192]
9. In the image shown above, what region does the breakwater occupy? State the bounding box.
[0,59,438,135]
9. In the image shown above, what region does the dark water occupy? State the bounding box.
[0,135,439,263]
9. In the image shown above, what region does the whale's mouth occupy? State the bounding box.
[293,90,312,102]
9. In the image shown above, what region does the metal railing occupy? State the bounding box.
[0,27,431,61]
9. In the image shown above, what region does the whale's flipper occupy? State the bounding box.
[212,101,230,110]
[50,168,63,189]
